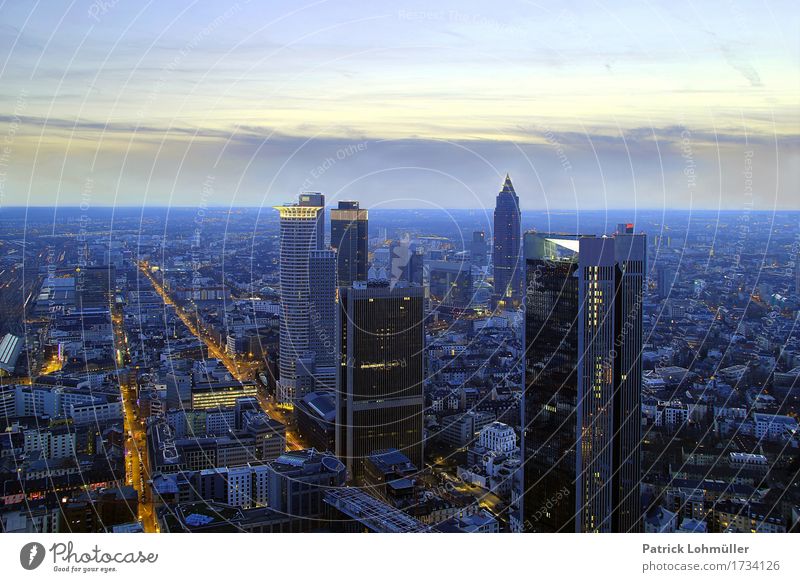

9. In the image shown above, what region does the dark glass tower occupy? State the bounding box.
[519,234,580,533]
[407,249,424,286]
[308,249,338,391]
[429,260,474,309]
[299,192,326,250]
[330,201,368,286]
[336,281,424,482]
[492,174,522,308]
[519,229,645,533]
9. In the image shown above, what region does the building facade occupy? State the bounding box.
[309,249,338,390]
[492,174,522,308]
[330,200,368,286]
[520,228,646,533]
[274,198,325,404]
[336,282,425,482]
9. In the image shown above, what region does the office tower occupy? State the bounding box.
[330,201,368,286]
[616,222,634,235]
[428,259,474,309]
[470,230,488,266]
[309,249,338,390]
[407,249,424,286]
[657,265,677,300]
[299,192,325,250]
[336,281,424,482]
[492,174,522,308]
[520,229,646,533]
[274,197,325,405]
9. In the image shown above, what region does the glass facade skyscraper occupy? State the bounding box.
[298,192,326,250]
[520,229,645,532]
[330,200,368,287]
[336,281,425,482]
[309,249,338,391]
[492,175,522,308]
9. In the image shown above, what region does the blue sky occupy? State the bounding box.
[0,0,797,209]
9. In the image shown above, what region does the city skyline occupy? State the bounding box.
[1,203,798,538]
[2,1,800,570]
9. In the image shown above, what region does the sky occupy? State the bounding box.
[0,0,797,210]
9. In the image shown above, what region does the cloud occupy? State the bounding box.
[0,0,796,209]
[1,116,796,210]
[719,45,763,87]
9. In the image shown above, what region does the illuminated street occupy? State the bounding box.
[112,309,159,533]
[138,261,308,452]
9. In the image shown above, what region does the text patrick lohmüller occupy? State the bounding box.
[643,543,749,555]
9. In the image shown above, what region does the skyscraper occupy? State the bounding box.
[274,197,326,405]
[336,281,425,482]
[330,200,368,286]
[429,259,474,309]
[309,249,337,391]
[519,229,645,533]
[492,174,522,308]
[407,249,424,286]
[656,265,677,300]
[299,192,326,250]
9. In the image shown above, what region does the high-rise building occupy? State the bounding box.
[336,281,424,482]
[657,265,677,300]
[309,249,337,390]
[492,174,522,308]
[299,192,325,250]
[274,197,325,405]
[428,259,474,309]
[407,249,424,286]
[519,229,646,533]
[330,200,368,286]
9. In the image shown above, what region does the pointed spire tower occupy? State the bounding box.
[492,173,522,308]
[501,173,515,194]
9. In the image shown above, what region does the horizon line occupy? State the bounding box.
[2,206,797,213]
